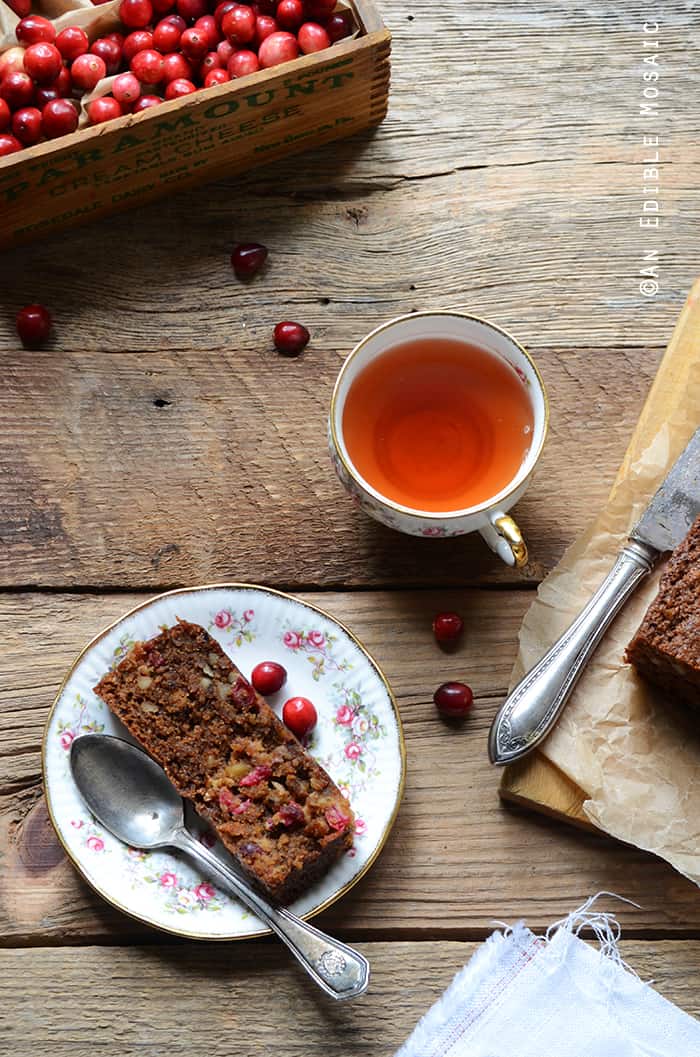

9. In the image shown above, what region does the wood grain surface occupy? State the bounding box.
[2,940,699,1057]
[1,0,700,1049]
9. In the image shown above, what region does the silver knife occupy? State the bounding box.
[489,427,700,766]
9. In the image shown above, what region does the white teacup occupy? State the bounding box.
[328,311,548,568]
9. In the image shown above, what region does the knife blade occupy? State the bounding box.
[488,427,700,766]
[631,427,700,553]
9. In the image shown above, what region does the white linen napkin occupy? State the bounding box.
[395,896,700,1057]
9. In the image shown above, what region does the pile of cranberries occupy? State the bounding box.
[0,1,352,154]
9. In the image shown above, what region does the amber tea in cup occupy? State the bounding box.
[341,337,534,513]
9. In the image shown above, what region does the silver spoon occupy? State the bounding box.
[70,734,369,1000]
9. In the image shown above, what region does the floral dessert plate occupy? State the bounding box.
[43,584,405,941]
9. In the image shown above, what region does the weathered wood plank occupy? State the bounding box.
[0,346,660,587]
[3,589,700,945]
[0,2,696,350]
[1,940,698,1056]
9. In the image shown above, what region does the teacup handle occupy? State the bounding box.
[479,512,528,569]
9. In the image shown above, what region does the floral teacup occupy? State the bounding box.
[328,311,549,568]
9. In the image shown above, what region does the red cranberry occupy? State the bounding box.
[0,47,27,80]
[90,37,122,75]
[112,72,141,104]
[50,64,73,96]
[433,611,464,645]
[23,42,63,85]
[71,53,106,91]
[55,26,89,61]
[132,93,161,110]
[434,681,473,719]
[231,241,267,278]
[130,48,165,84]
[305,0,336,17]
[275,0,303,30]
[252,0,275,12]
[254,14,277,45]
[251,661,287,695]
[119,0,154,28]
[0,98,10,131]
[239,764,272,787]
[41,98,78,137]
[325,805,351,832]
[194,14,219,47]
[258,30,298,68]
[228,49,259,77]
[16,303,51,346]
[278,802,305,827]
[221,4,256,44]
[162,51,193,81]
[0,72,35,111]
[180,27,208,61]
[203,67,229,86]
[152,0,175,12]
[86,95,123,123]
[105,31,125,45]
[325,11,352,42]
[200,50,222,74]
[164,77,196,98]
[12,106,42,145]
[274,320,309,356]
[216,38,234,62]
[176,0,208,20]
[35,86,59,107]
[282,696,318,739]
[16,15,56,45]
[0,133,22,156]
[7,0,31,17]
[214,0,236,26]
[297,21,330,54]
[153,17,184,52]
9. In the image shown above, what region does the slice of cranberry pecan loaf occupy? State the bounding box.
[625,514,700,707]
[93,619,354,903]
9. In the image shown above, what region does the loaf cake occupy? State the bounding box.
[626,515,700,706]
[93,619,354,902]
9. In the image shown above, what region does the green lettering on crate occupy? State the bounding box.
[320,72,354,89]
[113,132,147,152]
[153,113,196,135]
[1,180,30,202]
[244,89,275,107]
[37,166,69,186]
[286,80,316,97]
[203,98,240,118]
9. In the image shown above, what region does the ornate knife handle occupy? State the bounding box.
[488,539,658,766]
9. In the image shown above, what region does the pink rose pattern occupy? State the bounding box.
[330,685,387,791]
[86,835,104,852]
[281,625,351,681]
[121,855,225,916]
[57,694,105,757]
[209,607,256,647]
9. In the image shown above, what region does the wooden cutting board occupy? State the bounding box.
[500,280,700,828]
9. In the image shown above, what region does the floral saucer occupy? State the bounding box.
[43,584,405,941]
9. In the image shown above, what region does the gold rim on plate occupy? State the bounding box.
[42,582,406,942]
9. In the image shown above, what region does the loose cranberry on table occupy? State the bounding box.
[112,72,142,105]
[275,0,304,30]
[0,72,35,111]
[433,681,473,719]
[228,49,259,77]
[221,4,256,45]
[56,26,89,62]
[231,241,268,278]
[258,30,299,68]
[297,21,330,55]
[41,98,78,138]
[282,696,318,740]
[326,11,353,43]
[274,320,310,357]
[131,49,165,84]
[90,37,123,75]
[16,15,56,45]
[162,52,193,82]
[11,106,42,146]
[251,661,287,696]
[132,94,162,111]
[86,96,123,124]
[71,53,107,92]
[0,133,22,156]
[23,42,63,85]
[119,0,154,29]
[433,611,464,645]
[16,304,52,347]
[165,77,197,98]
[204,68,229,86]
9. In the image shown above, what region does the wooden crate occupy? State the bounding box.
[0,1,390,249]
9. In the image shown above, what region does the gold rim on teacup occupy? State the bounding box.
[329,311,549,568]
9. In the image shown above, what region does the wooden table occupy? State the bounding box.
[2,2,700,1052]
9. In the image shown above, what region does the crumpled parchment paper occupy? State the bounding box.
[511,280,700,885]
